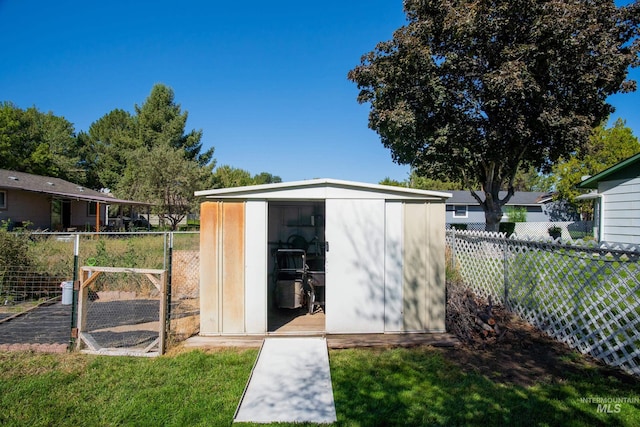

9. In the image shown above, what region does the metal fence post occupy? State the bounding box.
[69,234,79,350]
[163,232,167,271]
[165,232,173,347]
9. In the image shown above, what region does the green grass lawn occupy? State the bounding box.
[1,347,639,426]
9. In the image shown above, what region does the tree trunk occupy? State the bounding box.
[469,161,516,232]
[484,196,503,232]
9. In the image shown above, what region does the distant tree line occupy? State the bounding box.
[0,84,281,229]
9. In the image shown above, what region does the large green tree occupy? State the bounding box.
[118,142,213,230]
[113,84,216,228]
[134,84,214,167]
[0,102,81,182]
[80,108,137,190]
[349,0,639,230]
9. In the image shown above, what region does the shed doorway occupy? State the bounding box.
[267,201,326,333]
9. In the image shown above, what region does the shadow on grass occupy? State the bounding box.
[329,347,640,427]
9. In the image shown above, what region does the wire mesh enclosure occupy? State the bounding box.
[1,233,75,324]
[168,248,200,344]
[447,229,640,376]
[76,266,167,356]
[0,231,200,353]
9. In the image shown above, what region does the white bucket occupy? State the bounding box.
[61,281,73,305]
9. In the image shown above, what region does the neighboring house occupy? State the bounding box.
[0,169,149,231]
[445,190,555,224]
[577,152,640,244]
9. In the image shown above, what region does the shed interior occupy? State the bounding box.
[267,201,326,333]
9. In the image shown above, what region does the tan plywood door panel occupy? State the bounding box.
[403,202,446,332]
[403,202,428,331]
[221,202,245,333]
[200,202,222,334]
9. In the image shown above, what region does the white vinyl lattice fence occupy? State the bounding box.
[447,230,640,376]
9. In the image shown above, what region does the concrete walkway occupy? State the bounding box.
[234,337,337,424]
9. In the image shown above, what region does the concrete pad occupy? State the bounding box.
[234,337,337,424]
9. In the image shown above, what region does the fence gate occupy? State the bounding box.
[75,266,167,356]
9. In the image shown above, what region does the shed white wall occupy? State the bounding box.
[384,202,404,332]
[600,177,640,244]
[245,201,268,333]
[325,199,386,333]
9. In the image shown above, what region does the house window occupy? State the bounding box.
[0,190,6,209]
[88,202,97,216]
[453,205,468,218]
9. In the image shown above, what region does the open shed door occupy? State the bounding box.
[325,199,385,333]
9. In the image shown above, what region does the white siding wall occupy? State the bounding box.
[600,177,640,244]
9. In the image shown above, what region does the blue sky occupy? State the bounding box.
[1,0,638,185]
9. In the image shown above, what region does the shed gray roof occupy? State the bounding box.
[0,169,150,206]
[196,178,452,201]
[443,190,547,206]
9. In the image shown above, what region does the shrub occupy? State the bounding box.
[548,226,562,239]
[0,229,34,298]
[0,229,32,269]
[499,222,515,236]
[505,206,527,222]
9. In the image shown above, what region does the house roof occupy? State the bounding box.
[577,152,640,189]
[443,190,547,206]
[0,169,150,206]
[195,178,452,201]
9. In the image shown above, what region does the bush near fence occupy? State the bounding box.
[447,229,640,377]
[1,231,70,311]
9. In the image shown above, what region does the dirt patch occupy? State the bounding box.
[0,343,67,353]
[442,284,638,388]
[169,298,199,341]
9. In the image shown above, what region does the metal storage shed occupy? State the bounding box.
[194,179,451,336]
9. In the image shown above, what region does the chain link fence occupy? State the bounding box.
[447,221,594,241]
[0,231,200,354]
[447,229,640,376]
[0,233,75,351]
[167,233,200,346]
